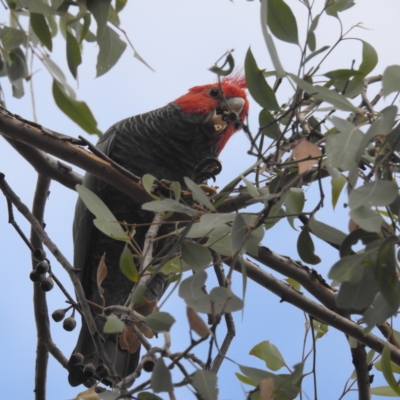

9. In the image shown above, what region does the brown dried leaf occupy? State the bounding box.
[292,139,322,174]
[96,253,107,307]
[259,377,274,399]
[138,322,154,339]
[133,299,158,317]
[186,307,210,338]
[119,328,140,354]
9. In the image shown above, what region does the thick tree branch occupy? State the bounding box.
[252,246,340,311]
[0,108,150,204]
[230,256,400,365]
[3,136,82,190]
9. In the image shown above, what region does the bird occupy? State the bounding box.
[67,75,249,388]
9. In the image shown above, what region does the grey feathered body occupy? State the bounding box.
[68,103,218,386]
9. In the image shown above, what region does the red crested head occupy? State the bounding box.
[173,74,249,154]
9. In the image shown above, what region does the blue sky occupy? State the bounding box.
[1,1,400,399]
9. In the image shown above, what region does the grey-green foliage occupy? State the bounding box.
[0,0,149,134]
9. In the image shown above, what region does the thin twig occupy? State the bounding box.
[0,174,119,382]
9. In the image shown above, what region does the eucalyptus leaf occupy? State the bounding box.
[191,370,218,400]
[119,245,138,282]
[151,358,173,393]
[52,79,101,134]
[383,65,400,97]
[181,240,212,271]
[289,73,359,112]
[266,0,299,45]
[96,25,127,77]
[142,198,197,216]
[245,48,280,111]
[30,13,52,51]
[144,312,175,332]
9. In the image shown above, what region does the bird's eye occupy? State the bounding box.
[209,88,219,98]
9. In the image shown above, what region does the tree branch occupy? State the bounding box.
[0,174,119,382]
[31,175,52,400]
[230,256,400,365]
[3,136,82,190]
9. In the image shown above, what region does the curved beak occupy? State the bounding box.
[219,97,245,114]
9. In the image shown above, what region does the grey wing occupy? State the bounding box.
[73,130,116,289]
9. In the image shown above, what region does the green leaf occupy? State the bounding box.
[329,253,368,283]
[297,225,321,264]
[239,365,271,385]
[76,184,128,240]
[377,236,400,309]
[142,198,197,216]
[363,291,399,328]
[266,0,299,44]
[108,4,120,26]
[282,188,304,229]
[303,46,330,64]
[142,174,159,199]
[0,27,24,51]
[151,358,173,393]
[348,181,399,210]
[325,116,364,171]
[259,109,281,140]
[18,0,57,14]
[362,105,398,149]
[8,49,27,82]
[288,73,359,112]
[116,0,127,13]
[382,344,400,395]
[209,287,243,313]
[358,41,378,77]
[307,31,316,52]
[245,48,280,111]
[260,0,286,78]
[199,213,234,232]
[330,169,347,209]
[191,370,218,400]
[309,215,346,246]
[324,69,363,81]
[370,386,400,396]
[119,245,138,282]
[93,219,130,241]
[179,270,208,300]
[325,0,355,18]
[231,214,248,253]
[144,312,175,332]
[30,13,52,51]
[42,55,75,97]
[96,25,127,77]
[184,177,215,211]
[336,267,378,311]
[87,0,111,39]
[80,13,92,44]
[103,314,125,333]
[375,357,400,375]
[250,341,285,371]
[350,206,382,233]
[241,175,259,198]
[181,240,212,271]
[52,79,101,134]
[66,30,82,79]
[383,65,400,97]
[235,372,258,387]
[309,15,320,32]
[137,393,163,400]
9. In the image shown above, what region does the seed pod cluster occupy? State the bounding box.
[30,257,55,293]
